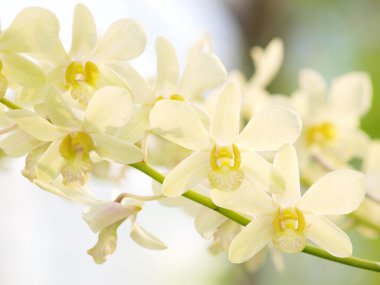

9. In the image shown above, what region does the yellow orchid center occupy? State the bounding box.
[208,144,244,192]
[0,61,8,99]
[169,94,185,101]
[65,61,100,106]
[272,207,307,253]
[306,122,338,147]
[59,132,95,186]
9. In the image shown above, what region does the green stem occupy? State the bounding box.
[0,98,21,109]
[130,161,380,273]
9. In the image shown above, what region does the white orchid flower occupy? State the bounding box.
[6,4,146,106]
[108,36,226,144]
[111,36,226,105]
[228,38,284,121]
[84,191,167,264]
[2,86,143,186]
[291,69,371,180]
[150,81,301,198]
[219,144,365,263]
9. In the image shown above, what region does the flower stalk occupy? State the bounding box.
[130,161,380,273]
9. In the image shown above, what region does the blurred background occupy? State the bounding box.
[0,0,380,284]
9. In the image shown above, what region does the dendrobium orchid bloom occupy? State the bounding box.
[108,36,227,144]
[111,36,226,106]
[84,191,167,264]
[239,38,284,120]
[2,86,143,186]
[150,81,302,198]
[9,4,147,106]
[291,69,371,180]
[218,144,366,263]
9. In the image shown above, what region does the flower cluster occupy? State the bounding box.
[0,4,376,271]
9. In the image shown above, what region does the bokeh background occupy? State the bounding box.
[0,0,380,284]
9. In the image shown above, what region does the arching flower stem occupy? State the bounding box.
[130,161,380,273]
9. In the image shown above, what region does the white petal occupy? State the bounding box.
[35,141,64,182]
[117,105,150,143]
[250,38,283,88]
[236,106,302,152]
[6,109,66,141]
[84,86,133,133]
[194,207,227,239]
[210,178,276,217]
[1,54,45,87]
[34,179,97,205]
[106,63,155,104]
[299,69,326,96]
[83,202,141,233]
[329,72,372,118]
[0,105,13,127]
[176,52,227,99]
[272,144,301,207]
[150,100,212,150]
[130,222,167,250]
[92,19,146,62]
[241,151,285,194]
[93,133,143,164]
[364,141,380,172]
[22,144,48,181]
[87,220,122,264]
[154,37,179,94]
[44,87,81,129]
[0,129,44,157]
[163,151,210,197]
[69,3,97,58]
[228,215,274,263]
[210,83,241,145]
[297,169,366,215]
[305,215,352,257]
[0,7,69,65]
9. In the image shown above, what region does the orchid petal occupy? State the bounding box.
[194,207,227,239]
[92,133,143,164]
[229,215,274,263]
[297,169,366,215]
[44,87,81,129]
[83,201,141,233]
[1,53,45,87]
[0,7,68,65]
[6,109,66,141]
[84,86,133,133]
[241,151,285,194]
[154,37,179,94]
[106,63,155,104]
[272,144,301,207]
[176,52,226,99]
[250,38,283,88]
[87,219,123,264]
[35,141,64,182]
[0,129,44,157]
[92,19,146,62]
[162,151,210,197]
[130,222,167,250]
[69,3,97,58]
[236,106,302,152]
[150,100,212,150]
[210,178,276,217]
[210,83,241,145]
[305,215,352,257]
[329,72,372,119]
